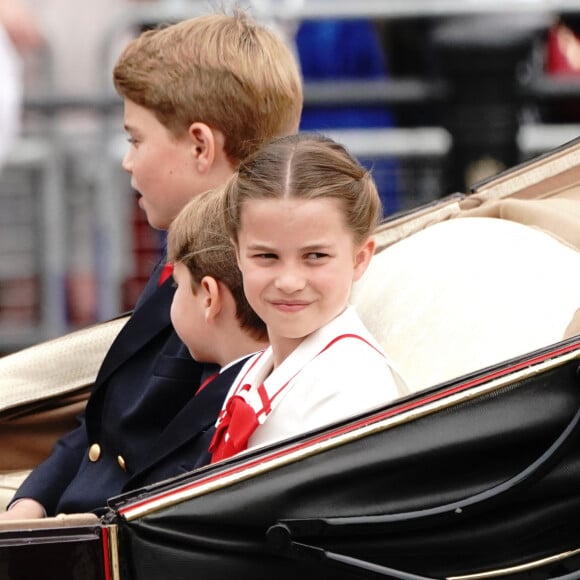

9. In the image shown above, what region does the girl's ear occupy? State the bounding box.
[200,276,223,322]
[352,237,376,282]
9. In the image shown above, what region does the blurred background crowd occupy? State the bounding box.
[1,0,580,354]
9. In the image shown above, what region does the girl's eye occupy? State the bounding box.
[254,253,277,260]
[305,252,328,260]
[126,136,138,146]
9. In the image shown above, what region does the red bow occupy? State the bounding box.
[208,388,259,463]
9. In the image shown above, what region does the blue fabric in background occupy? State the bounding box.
[295,20,400,214]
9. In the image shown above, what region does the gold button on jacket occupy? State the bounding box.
[117,455,127,471]
[88,444,101,462]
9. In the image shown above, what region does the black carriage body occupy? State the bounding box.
[107,339,580,580]
[0,519,111,580]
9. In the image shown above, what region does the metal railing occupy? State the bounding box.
[4,0,580,345]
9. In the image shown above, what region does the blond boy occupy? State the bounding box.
[4,10,302,518]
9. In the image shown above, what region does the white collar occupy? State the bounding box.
[226,306,382,424]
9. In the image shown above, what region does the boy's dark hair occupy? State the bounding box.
[167,187,267,341]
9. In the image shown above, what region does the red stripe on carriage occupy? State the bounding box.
[101,526,111,580]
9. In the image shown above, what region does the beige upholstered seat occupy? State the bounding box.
[352,216,580,392]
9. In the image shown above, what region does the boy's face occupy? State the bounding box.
[121,99,201,230]
[170,262,213,363]
[235,197,374,362]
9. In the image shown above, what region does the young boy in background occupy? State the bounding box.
[2,9,302,518]
[125,187,268,488]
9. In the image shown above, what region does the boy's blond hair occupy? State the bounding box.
[113,10,303,164]
[167,187,267,341]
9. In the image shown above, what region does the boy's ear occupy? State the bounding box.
[188,122,225,174]
[200,276,222,322]
[352,237,376,282]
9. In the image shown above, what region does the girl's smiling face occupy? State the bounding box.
[236,196,374,364]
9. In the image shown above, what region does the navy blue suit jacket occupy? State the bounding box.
[14,272,225,516]
[123,358,248,492]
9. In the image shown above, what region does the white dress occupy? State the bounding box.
[213,306,408,455]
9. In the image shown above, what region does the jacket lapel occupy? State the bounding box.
[129,359,248,482]
[94,279,175,388]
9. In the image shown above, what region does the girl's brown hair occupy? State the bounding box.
[224,133,382,246]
